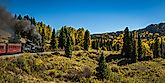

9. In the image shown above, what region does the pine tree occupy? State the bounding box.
[109,40,113,51]
[59,27,66,49]
[100,37,103,47]
[24,15,30,20]
[130,32,133,54]
[64,27,68,43]
[50,29,56,49]
[92,40,96,49]
[14,14,17,19]
[160,37,163,58]
[153,37,160,58]
[84,30,91,50]
[96,53,110,80]
[17,14,22,20]
[122,27,132,58]
[65,33,72,58]
[96,39,100,50]
[41,28,45,50]
[137,34,142,60]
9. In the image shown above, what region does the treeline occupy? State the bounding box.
[92,27,165,62]
[50,26,91,57]
[49,27,165,60]
[14,14,165,60]
[91,33,123,51]
[14,14,91,55]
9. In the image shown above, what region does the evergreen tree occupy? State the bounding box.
[50,29,57,49]
[160,37,163,57]
[100,37,103,47]
[17,14,22,20]
[65,33,72,58]
[96,53,110,80]
[130,32,133,54]
[32,18,36,25]
[92,40,96,49]
[109,40,113,51]
[14,14,17,19]
[59,27,66,49]
[84,30,91,50]
[64,27,69,46]
[121,27,132,58]
[137,34,142,60]
[41,28,45,50]
[96,39,100,50]
[153,37,160,58]
[24,15,30,20]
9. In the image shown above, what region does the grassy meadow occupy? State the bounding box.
[0,51,165,83]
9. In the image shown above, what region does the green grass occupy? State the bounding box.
[0,52,165,83]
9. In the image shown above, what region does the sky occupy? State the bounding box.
[1,0,165,34]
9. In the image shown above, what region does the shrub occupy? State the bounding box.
[88,54,97,60]
[75,52,83,57]
[111,66,119,73]
[89,51,99,55]
[141,56,153,61]
[66,69,82,82]
[74,45,82,51]
[16,57,31,73]
[101,46,107,51]
[82,66,92,78]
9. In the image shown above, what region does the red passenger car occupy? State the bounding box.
[0,43,6,55]
[6,44,22,54]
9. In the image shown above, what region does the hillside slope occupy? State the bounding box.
[1,52,165,83]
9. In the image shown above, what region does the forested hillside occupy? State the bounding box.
[0,9,165,82]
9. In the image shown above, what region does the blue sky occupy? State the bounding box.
[1,0,165,33]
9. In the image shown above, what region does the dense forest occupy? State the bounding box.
[14,14,165,58]
[0,13,165,82]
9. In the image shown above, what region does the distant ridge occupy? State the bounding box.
[137,23,165,36]
[92,23,165,38]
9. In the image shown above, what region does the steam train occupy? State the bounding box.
[0,42,43,55]
[0,43,21,55]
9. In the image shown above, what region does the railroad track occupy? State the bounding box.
[0,52,54,58]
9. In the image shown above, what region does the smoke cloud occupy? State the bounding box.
[0,6,41,43]
[0,6,15,39]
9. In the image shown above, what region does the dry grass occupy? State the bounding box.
[0,51,165,83]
